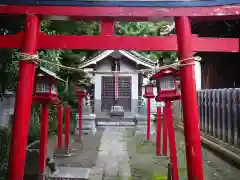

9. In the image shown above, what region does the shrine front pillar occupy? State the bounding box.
[175,17,204,180]
[8,15,39,180]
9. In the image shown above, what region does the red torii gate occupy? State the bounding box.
[2,3,239,180]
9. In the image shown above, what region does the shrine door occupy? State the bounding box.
[101,76,131,112]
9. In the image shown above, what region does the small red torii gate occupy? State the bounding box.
[3,3,240,180]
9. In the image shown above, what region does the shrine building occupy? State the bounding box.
[79,50,156,121]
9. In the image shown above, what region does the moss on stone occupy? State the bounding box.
[135,140,156,154]
[151,172,168,180]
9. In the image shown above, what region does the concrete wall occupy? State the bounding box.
[94,58,138,120]
[194,60,202,90]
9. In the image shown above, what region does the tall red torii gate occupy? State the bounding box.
[2,3,240,180]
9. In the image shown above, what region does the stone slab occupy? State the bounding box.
[89,127,131,180]
[97,121,135,126]
[54,147,73,157]
[48,167,90,179]
[75,120,97,136]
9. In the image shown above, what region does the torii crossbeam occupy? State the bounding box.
[1,32,239,52]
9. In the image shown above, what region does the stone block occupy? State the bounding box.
[119,165,131,178]
[75,119,96,136]
[47,167,90,180]
[90,167,104,176]
[103,176,119,180]
[24,141,40,179]
[89,174,103,180]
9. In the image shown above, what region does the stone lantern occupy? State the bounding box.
[143,83,155,98]
[32,67,64,104]
[151,67,181,101]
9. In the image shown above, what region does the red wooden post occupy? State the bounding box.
[57,104,63,148]
[146,97,151,140]
[65,104,71,148]
[38,104,49,176]
[166,100,179,180]
[8,15,39,180]
[156,106,162,156]
[175,17,204,180]
[100,20,114,36]
[78,95,83,137]
[163,103,168,156]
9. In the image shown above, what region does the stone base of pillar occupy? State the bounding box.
[54,146,73,157]
[75,116,96,136]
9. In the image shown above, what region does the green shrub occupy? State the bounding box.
[0,127,11,180]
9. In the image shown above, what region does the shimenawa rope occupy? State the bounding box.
[18,52,200,75]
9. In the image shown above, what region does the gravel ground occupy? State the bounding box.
[48,128,104,168]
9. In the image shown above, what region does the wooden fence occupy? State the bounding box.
[173,88,240,150]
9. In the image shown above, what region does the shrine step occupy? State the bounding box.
[97,121,136,126]
[96,118,136,126]
[75,119,97,136]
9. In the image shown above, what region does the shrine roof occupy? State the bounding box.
[1,0,238,7]
[79,50,156,69]
[38,67,65,82]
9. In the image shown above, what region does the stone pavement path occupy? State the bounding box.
[89,127,131,180]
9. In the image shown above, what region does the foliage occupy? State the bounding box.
[116,21,177,64]
[192,19,240,38]
[116,21,171,36]
[0,50,19,98]
[39,20,99,107]
[0,128,11,163]
[28,104,62,143]
[28,103,78,143]
[0,127,11,180]
[0,15,24,98]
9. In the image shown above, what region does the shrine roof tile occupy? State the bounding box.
[1,0,238,7]
[79,50,156,69]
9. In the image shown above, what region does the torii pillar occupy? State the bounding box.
[8,15,39,180]
[175,17,203,180]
